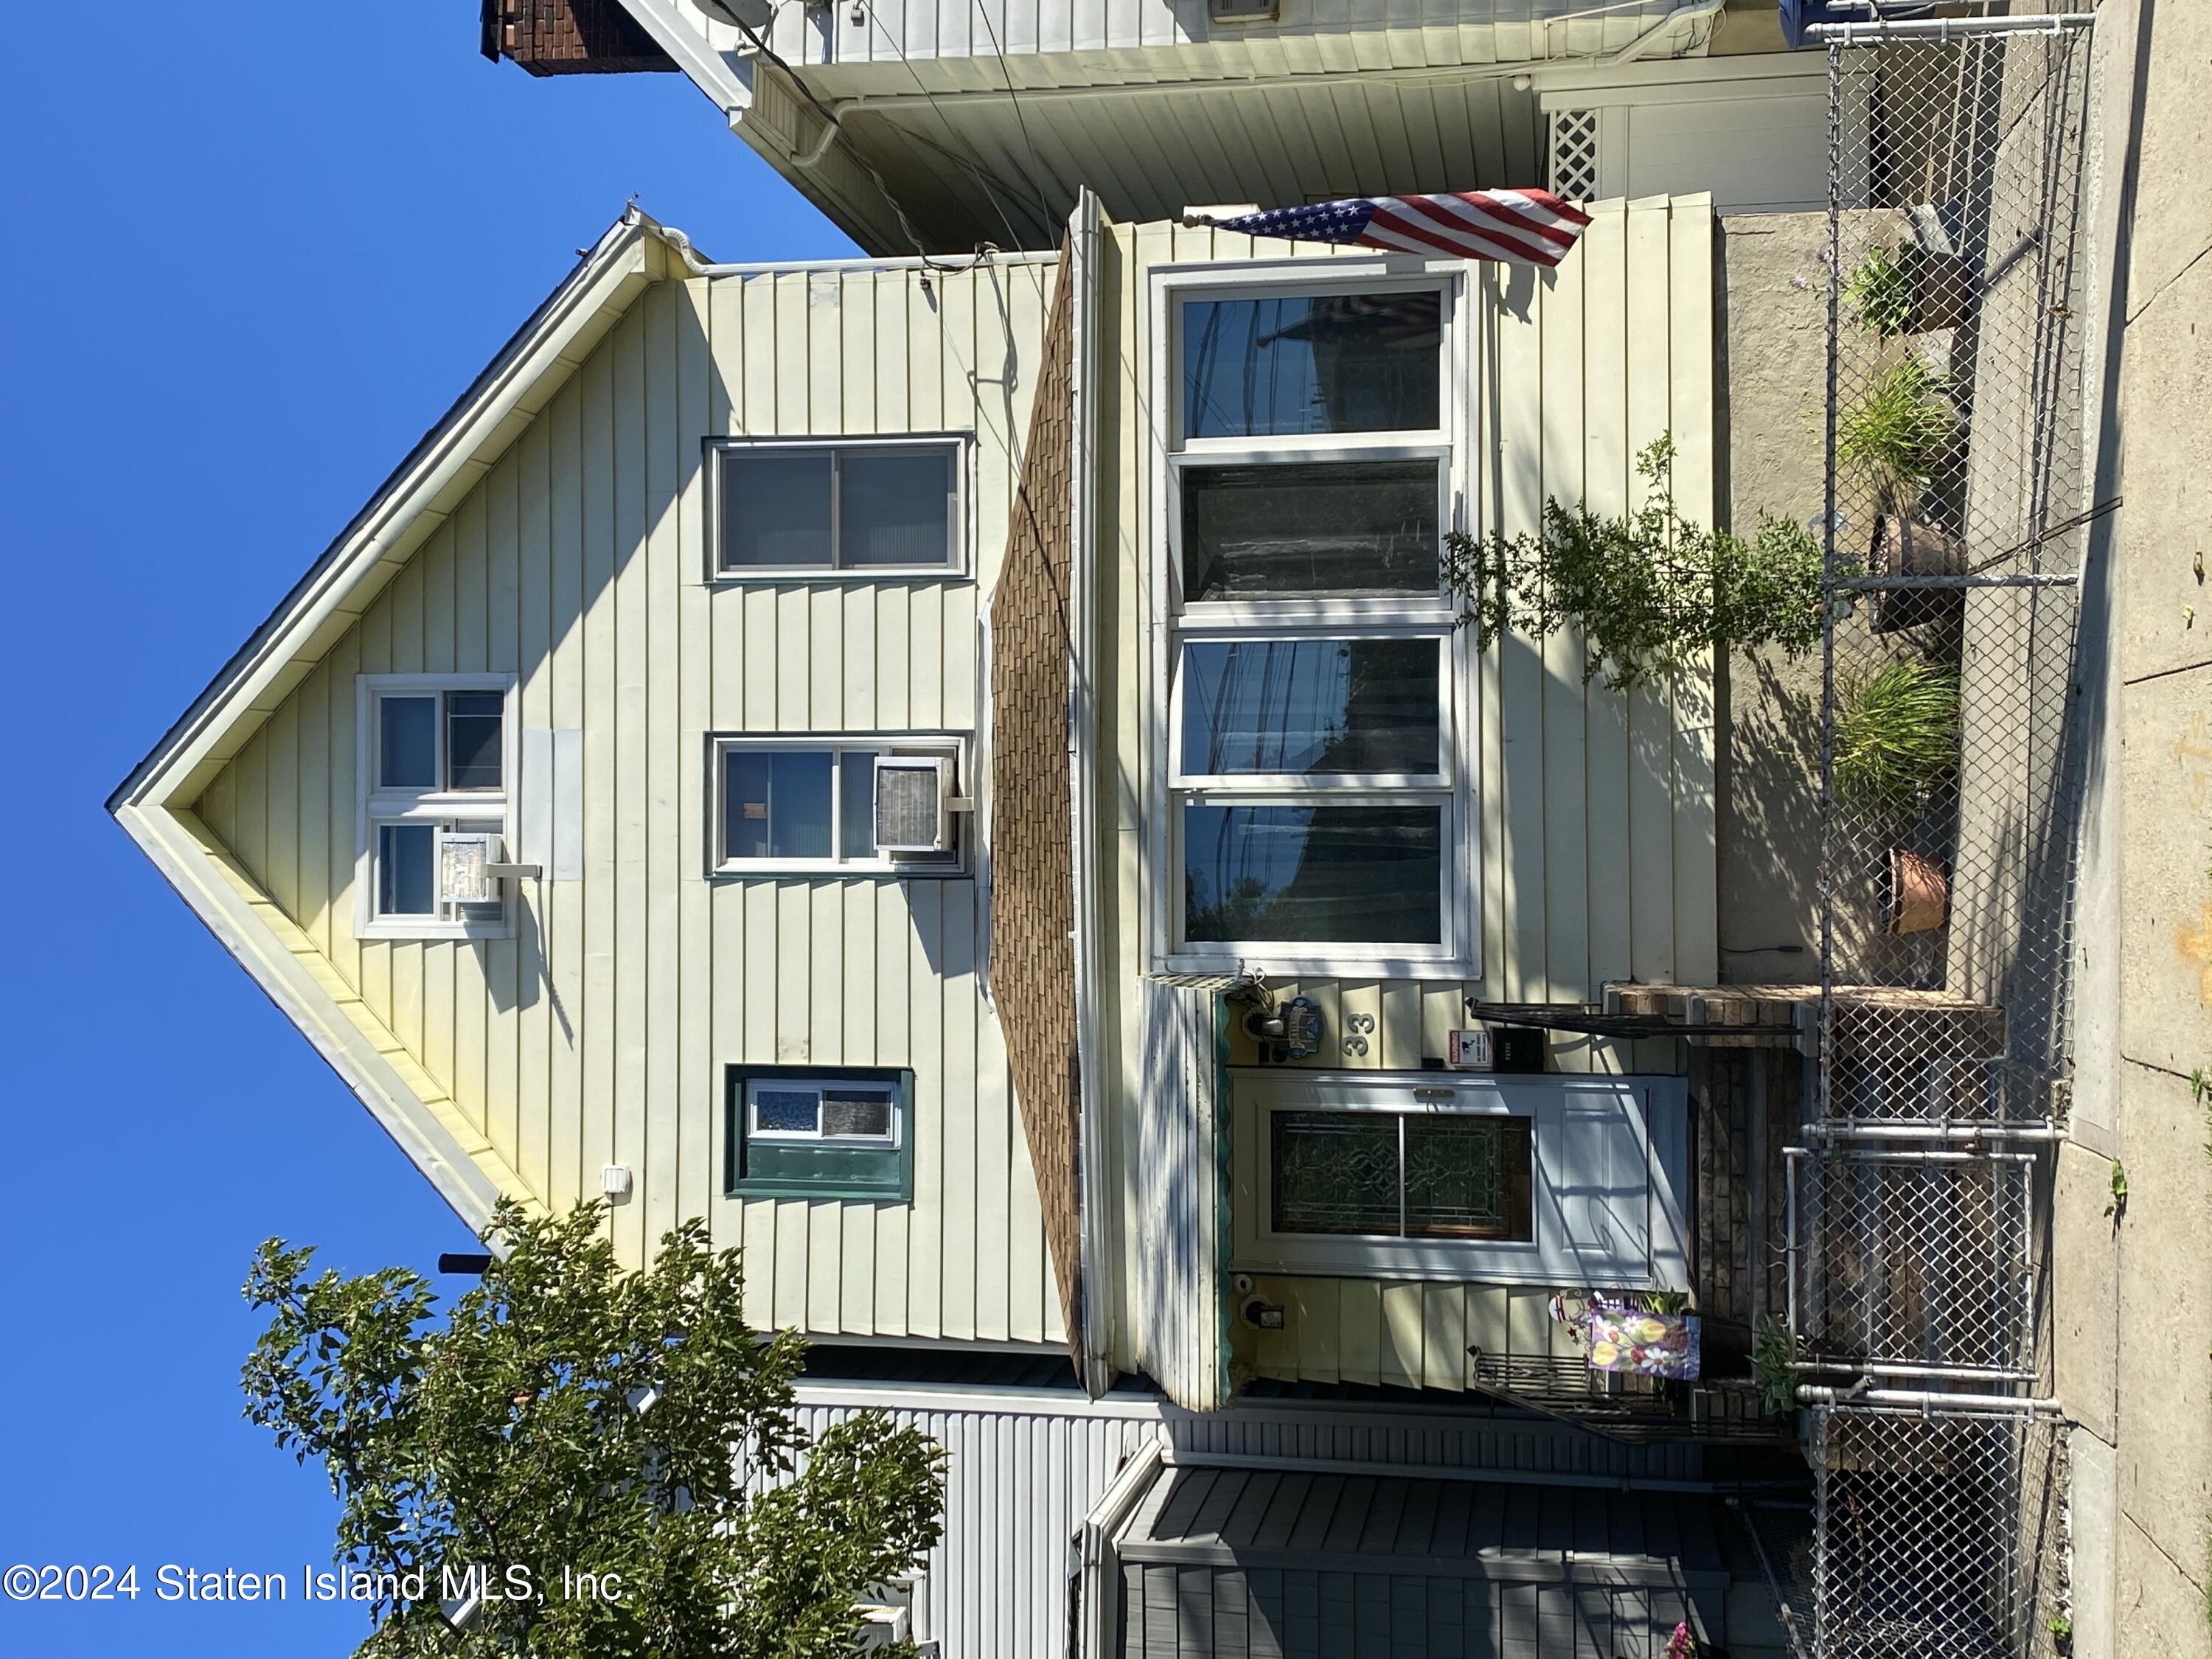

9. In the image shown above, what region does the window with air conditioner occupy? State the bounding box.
[709,437,967,578]
[1230,1071,1690,1287]
[355,675,518,940]
[711,736,967,876]
[1157,274,1472,975]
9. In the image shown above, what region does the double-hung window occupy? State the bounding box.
[356,675,517,939]
[709,437,966,577]
[1160,276,1470,974]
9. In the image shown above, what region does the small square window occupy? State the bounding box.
[727,1068,913,1200]
[725,450,835,568]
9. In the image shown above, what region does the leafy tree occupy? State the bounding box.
[243,1200,945,1658]
[1441,434,1834,692]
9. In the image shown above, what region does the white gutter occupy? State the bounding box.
[1067,188,1114,1399]
[650,223,1060,277]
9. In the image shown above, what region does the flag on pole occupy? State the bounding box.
[1206,189,1593,268]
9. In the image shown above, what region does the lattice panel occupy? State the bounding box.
[1548,109,1599,201]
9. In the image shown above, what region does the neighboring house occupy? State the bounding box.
[113,6,1857,1655]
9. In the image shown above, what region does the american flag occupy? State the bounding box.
[1207,189,1593,268]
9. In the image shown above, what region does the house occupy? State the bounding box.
[110,4,1876,1655]
[114,187,1818,1655]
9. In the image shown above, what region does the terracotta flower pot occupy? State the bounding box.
[1869,512,1966,633]
[1883,847,1950,935]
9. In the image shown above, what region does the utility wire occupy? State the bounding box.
[856,0,1061,249]
[964,0,1064,239]
[726,10,978,265]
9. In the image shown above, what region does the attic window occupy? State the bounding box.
[356,675,518,942]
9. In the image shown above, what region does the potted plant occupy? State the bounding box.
[1838,352,1961,488]
[1868,508,1966,633]
[1840,352,1967,631]
[1845,242,1970,338]
[1832,658,1962,934]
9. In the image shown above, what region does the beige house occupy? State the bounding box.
[113,11,1869,1655]
[114,184,1803,1655]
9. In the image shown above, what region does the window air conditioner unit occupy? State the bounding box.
[1209,0,1279,21]
[873,756,953,854]
[439,832,501,905]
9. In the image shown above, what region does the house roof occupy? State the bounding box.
[108,206,689,1229]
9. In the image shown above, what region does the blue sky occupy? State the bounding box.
[0,13,855,1654]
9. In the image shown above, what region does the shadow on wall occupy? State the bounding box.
[1719,646,1825,983]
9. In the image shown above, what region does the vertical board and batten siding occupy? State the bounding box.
[719,0,1698,75]
[783,1385,1702,1659]
[194,258,1065,1346]
[1094,199,1717,1397]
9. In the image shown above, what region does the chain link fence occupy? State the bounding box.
[1773,13,2096,1659]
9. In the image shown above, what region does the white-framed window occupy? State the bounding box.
[354,674,518,940]
[711,734,968,876]
[706,435,969,579]
[1228,1070,1691,1288]
[743,1075,902,1147]
[1152,265,1476,976]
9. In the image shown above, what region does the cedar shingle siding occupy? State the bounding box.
[480,0,675,75]
[989,243,1085,1367]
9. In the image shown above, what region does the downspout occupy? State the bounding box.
[1068,188,1115,1399]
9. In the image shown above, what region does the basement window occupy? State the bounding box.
[356,675,517,941]
[726,1067,914,1200]
[709,437,967,577]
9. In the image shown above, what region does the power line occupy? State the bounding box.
[856,0,1062,249]
[963,0,1063,240]
[724,10,958,262]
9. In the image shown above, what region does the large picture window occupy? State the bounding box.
[1158,274,1470,975]
[709,437,964,577]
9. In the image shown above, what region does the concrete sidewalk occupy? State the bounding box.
[2059,1,2212,1655]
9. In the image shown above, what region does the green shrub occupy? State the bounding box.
[1832,658,1961,818]
[1440,434,1835,692]
[1838,353,1959,487]
[1844,244,1913,339]
[1752,1318,1801,1418]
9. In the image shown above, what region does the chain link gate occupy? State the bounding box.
[1776,10,2097,1658]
